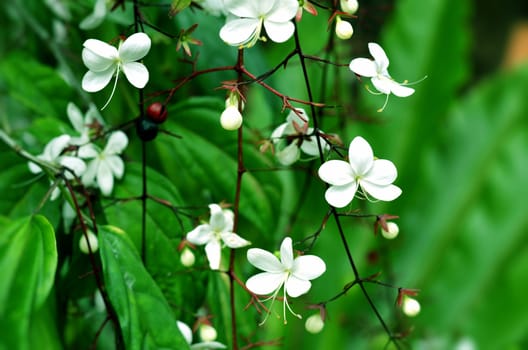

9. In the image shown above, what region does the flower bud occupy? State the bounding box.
[220,106,243,130]
[335,17,354,40]
[199,324,218,342]
[180,247,195,267]
[79,231,99,254]
[402,296,421,317]
[340,0,359,14]
[305,314,324,334]
[381,221,399,239]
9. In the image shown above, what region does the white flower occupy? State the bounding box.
[219,0,299,48]
[79,131,128,196]
[28,135,86,200]
[82,32,151,109]
[177,321,227,349]
[246,237,326,323]
[349,42,414,111]
[186,204,250,270]
[67,102,103,145]
[79,0,107,30]
[271,108,328,165]
[318,136,401,208]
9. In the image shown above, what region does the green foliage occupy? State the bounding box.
[0,215,57,350]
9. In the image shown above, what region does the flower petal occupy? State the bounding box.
[121,62,149,89]
[78,144,99,159]
[220,232,250,248]
[263,20,295,43]
[348,136,374,175]
[187,224,213,245]
[324,183,358,208]
[371,75,392,95]
[300,135,324,156]
[82,40,117,71]
[205,239,222,270]
[82,67,115,92]
[246,271,285,295]
[285,275,311,298]
[280,237,294,269]
[208,204,226,231]
[223,0,261,17]
[318,160,354,186]
[44,135,71,160]
[191,341,227,349]
[247,248,284,273]
[96,160,114,195]
[59,156,86,178]
[79,0,107,30]
[67,102,85,133]
[81,159,99,186]
[360,182,402,201]
[390,83,415,97]
[176,321,193,345]
[276,143,300,165]
[368,42,389,71]
[349,58,377,77]
[219,18,260,47]
[266,0,299,22]
[365,159,397,185]
[292,255,326,280]
[104,131,128,155]
[105,155,124,179]
[270,122,288,140]
[119,32,151,62]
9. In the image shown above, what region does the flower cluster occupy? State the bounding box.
[28,102,128,199]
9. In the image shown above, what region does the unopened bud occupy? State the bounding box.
[180,247,195,267]
[402,296,421,317]
[199,324,218,342]
[335,17,353,40]
[305,314,324,334]
[220,106,243,130]
[340,0,359,14]
[79,231,99,254]
[381,221,399,239]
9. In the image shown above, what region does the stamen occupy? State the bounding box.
[101,65,120,110]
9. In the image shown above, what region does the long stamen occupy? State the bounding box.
[101,64,120,110]
[377,93,390,113]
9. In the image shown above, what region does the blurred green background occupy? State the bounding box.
[1,0,528,349]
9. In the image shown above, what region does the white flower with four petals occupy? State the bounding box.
[246,237,326,323]
[81,32,151,109]
[219,0,299,48]
[318,136,402,208]
[67,102,103,145]
[349,42,414,111]
[79,131,128,196]
[186,204,251,270]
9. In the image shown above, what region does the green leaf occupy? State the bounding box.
[98,225,190,350]
[169,0,192,16]
[0,215,58,350]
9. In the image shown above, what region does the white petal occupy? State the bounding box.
[292,255,326,280]
[79,0,107,30]
[279,237,294,269]
[44,135,71,160]
[223,0,261,17]
[360,182,402,201]
[247,248,284,273]
[220,232,250,248]
[104,131,128,155]
[205,240,222,270]
[270,123,288,140]
[59,156,86,178]
[83,39,117,58]
[191,341,227,349]
[348,136,374,175]
[176,321,193,345]
[81,159,99,186]
[119,32,151,62]
[390,83,415,97]
[67,102,85,133]
[263,20,295,43]
[246,272,285,295]
[324,183,358,208]
[349,58,377,77]
[266,0,299,22]
[78,144,99,159]
[368,42,389,71]
[318,160,354,186]
[82,67,115,92]
[122,62,149,89]
[276,143,300,165]
[186,225,213,245]
[96,160,114,195]
[209,204,227,231]
[365,159,397,185]
[219,18,260,47]
[286,108,309,127]
[105,155,124,179]
[28,161,43,174]
[285,275,311,298]
[371,75,392,95]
